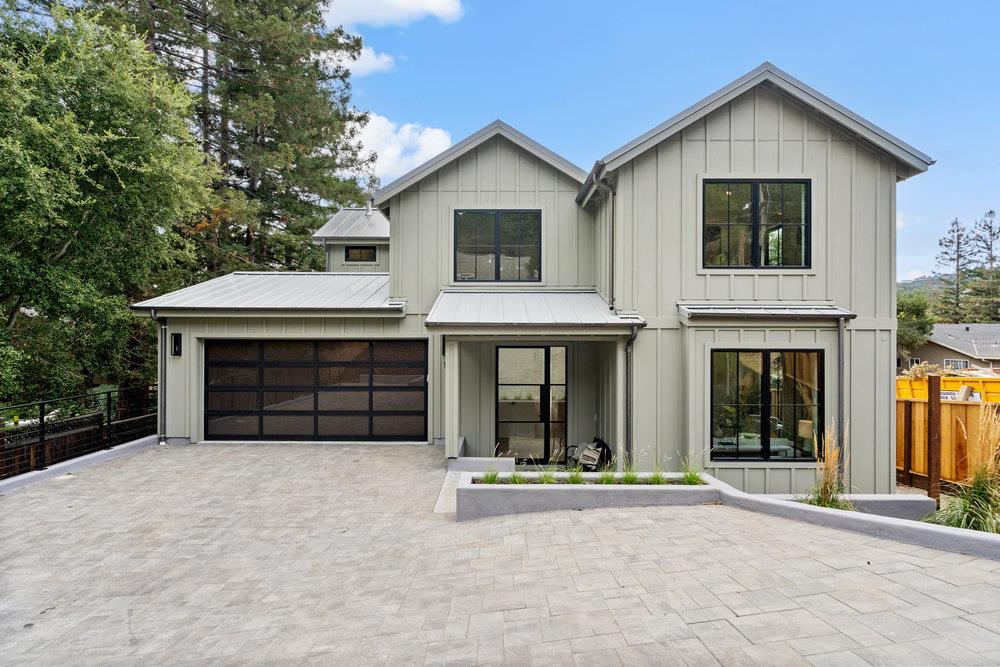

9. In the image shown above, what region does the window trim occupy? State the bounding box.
[343,245,378,264]
[452,208,543,284]
[709,348,825,462]
[696,174,816,275]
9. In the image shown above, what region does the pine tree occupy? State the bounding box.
[932,218,975,323]
[99,0,376,276]
[965,210,1000,322]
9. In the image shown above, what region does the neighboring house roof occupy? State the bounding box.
[678,303,857,320]
[927,324,1000,361]
[132,272,402,312]
[425,290,644,328]
[373,120,587,206]
[578,62,935,205]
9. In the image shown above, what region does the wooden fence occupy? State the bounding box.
[896,375,995,500]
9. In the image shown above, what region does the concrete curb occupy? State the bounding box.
[447,457,515,473]
[0,435,159,496]
[763,493,936,521]
[716,483,1000,559]
[456,472,719,521]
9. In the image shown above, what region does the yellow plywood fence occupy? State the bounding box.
[897,376,1000,402]
[896,375,998,498]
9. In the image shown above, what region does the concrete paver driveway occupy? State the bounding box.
[2,443,1000,665]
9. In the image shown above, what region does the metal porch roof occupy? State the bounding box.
[426,290,644,328]
[312,207,389,241]
[132,272,400,312]
[678,303,856,320]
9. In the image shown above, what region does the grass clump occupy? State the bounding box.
[597,468,617,485]
[506,471,526,484]
[566,467,584,484]
[678,458,703,485]
[647,470,667,485]
[800,425,853,510]
[536,469,557,484]
[620,466,640,485]
[481,467,499,484]
[924,405,1000,533]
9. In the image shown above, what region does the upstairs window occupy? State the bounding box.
[455,210,541,282]
[704,180,810,269]
[344,245,377,263]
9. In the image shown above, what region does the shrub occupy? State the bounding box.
[801,426,853,510]
[924,405,1000,532]
[481,467,499,484]
[566,468,584,484]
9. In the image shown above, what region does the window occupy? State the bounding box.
[344,245,377,263]
[944,358,971,370]
[455,209,541,282]
[910,358,921,367]
[704,180,810,269]
[710,349,823,461]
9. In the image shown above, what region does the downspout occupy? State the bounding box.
[593,174,616,310]
[624,324,639,464]
[150,309,167,444]
[837,316,847,479]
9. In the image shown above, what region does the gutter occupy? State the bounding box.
[149,308,167,444]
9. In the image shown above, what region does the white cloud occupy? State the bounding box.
[905,270,925,280]
[897,213,906,229]
[326,0,463,29]
[360,113,452,182]
[347,46,395,76]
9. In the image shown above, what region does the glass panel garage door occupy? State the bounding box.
[204,339,427,441]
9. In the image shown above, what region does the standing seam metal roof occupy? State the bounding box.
[132,272,397,311]
[311,207,389,241]
[425,290,644,327]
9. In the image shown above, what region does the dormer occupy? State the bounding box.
[312,205,390,272]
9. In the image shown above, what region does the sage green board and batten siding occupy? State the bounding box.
[325,243,390,272]
[159,314,443,444]
[385,135,596,312]
[607,86,897,319]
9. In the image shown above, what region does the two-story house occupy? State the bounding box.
[133,63,933,493]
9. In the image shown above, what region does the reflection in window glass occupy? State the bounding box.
[455,210,541,282]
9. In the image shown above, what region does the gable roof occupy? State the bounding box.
[373,120,587,206]
[312,207,389,242]
[927,324,1000,361]
[578,62,934,205]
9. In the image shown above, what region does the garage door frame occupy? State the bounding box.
[204,339,428,441]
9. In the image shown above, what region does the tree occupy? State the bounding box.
[896,292,934,358]
[99,0,376,278]
[932,218,975,323]
[0,6,213,403]
[965,210,1000,322]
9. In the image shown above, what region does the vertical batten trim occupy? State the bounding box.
[825,126,832,302]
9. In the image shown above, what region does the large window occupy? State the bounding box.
[455,209,541,282]
[703,180,810,269]
[710,349,823,461]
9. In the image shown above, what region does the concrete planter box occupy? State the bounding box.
[765,493,937,521]
[455,471,719,521]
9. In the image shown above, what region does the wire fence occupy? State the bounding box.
[0,386,157,481]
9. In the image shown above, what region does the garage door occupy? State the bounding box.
[204,339,427,441]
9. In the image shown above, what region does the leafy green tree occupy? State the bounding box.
[965,210,1000,322]
[0,5,213,403]
[100,0,376,277]
[896,292,934,359]
[932,218,975,323]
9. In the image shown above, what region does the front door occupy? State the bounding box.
[496,346,567,464]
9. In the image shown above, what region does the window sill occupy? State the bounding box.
[696,268,816,277]
[708,460,820,468]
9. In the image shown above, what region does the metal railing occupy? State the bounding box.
[0,386,157,481]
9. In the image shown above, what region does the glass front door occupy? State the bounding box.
[496,346,567,464]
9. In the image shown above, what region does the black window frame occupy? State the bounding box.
[344,245,377,263]
[709,348,824,462]
[495,345,567,465]
[454,209,542,283]
[204,339,428,441]
[702,179,811,269]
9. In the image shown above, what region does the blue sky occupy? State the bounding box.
[327,0,1000,281]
